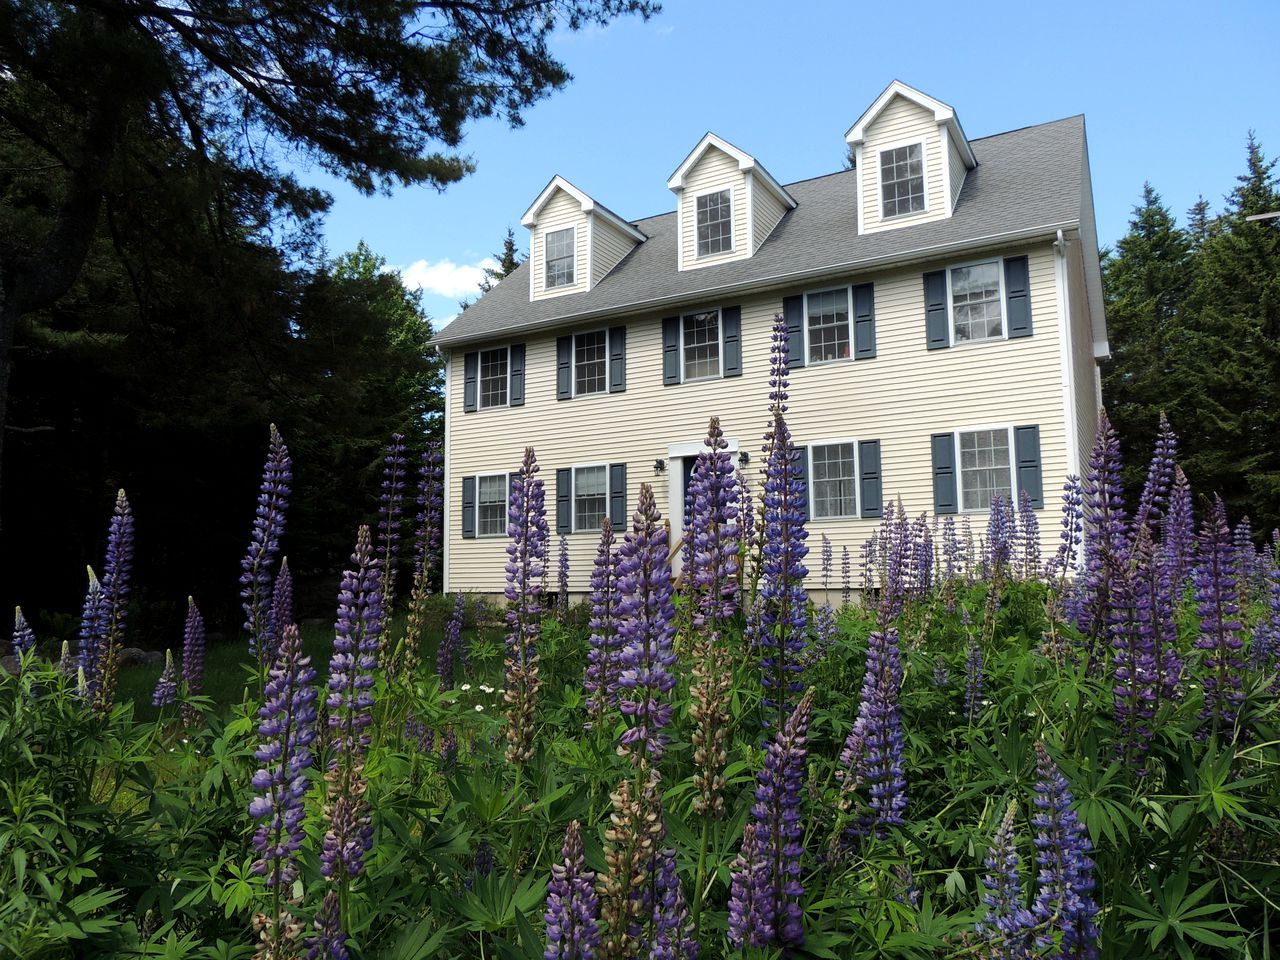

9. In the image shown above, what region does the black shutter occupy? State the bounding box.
[931,433,958,514]
[1014,425,1044,508]
[924,270,949,350]
[1005,256,1032,338]
[556,336,573,400]
[609,463,628,527]
[792,445,809,521]
[662,317,681,385]
[858,439,882,518]
[461,476,476,538]
[783,295,805,368]
[509,343,525,406]
[722,306,742,377]
[608,327,627,393]
[463,352,479,412]
[853,282,876,360]
[555,468,572,534]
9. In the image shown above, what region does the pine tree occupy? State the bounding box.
[479,228,524,293]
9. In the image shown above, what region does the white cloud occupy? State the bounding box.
[394,257,499,298]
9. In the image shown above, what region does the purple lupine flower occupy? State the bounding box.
[1017,490,1041,582]
[1031,743,1099,960]
[438,592,465,691]
[615,483,677,765]
[810,603,838,660]
[557,535,570,620]
[180,598,206,725]
[544,820,600,960]
[685,417,741,628]
[976,800,1035,957]
[504,446,548,766]
[1072,413,1131,649]
[1251,539,1280,669]
[910,514,934,600]
[77,566,109,699]
[893,864,920,909]
[1232,517,1256,603]
[652,847,698,960]
[741,688,814,951]
[152,650,178,708]
[841,544,852,607]
[1193,497,1245,738]
[88,490,135,712]
[376,433,408,610]
[941,516,961,581]
[1142,542,1184,705]
[584,519,622,728]
[413,442,445,583]
[737,468,756,581]
[987,494,1016,582]
[440,728,458,767]
[1108,534,1157,771]
[860,526,878,596]
[307,889,348,960]
[961,517,976,584]
[877,501,912,626]
[853,630,907,833]
[11,606,35,658]
[932,654,950,689]
[1046,476,1084,586]
[820,534,833,593]
[727,823,773,950]
[965,631,985,725]
[271,558,295,645]
[241,426,291,666]
[1134,413,1178,537]
[1162,467,1195,588]
[249,623,318,887]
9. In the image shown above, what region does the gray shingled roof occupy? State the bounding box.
[435,116,1086,347]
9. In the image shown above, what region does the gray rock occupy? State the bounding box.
[0,655,18,674]
[118,647,163,668]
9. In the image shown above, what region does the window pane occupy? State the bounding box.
[477,474,508,536]
[479,347,508,408]
[574,330,608,395]
[682,311,721,380]
[545,228,575,288]
[880,143,926,218]
[959,429,1012,511]
[811,442,857,518]
[696,190,733,257]
[806,288,850,363]
[950,261,1003,343]
[574,465,607,531]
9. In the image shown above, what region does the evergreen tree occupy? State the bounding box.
[479,228,525,293]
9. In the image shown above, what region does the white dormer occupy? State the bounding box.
[667,133,796,271]
[845,81,978,235]
[522,176,646,301]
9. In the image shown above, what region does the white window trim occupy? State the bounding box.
[678,306,725,383]
[475,471,511,538]
[946,256,1008,348]
[693,186,735,259]
[477,345,511,411]
[877,138,929,220]
[571,462,610,533]
[802,284,855,366]
[953,425,1016,515]
[543,224,578,291]
[808,438,861,521]
[571,328,610,399]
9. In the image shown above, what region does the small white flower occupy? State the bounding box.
[461,683,472,691]
[479,684,494,693]
[474,704,484,712]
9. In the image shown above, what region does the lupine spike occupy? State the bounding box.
[438,592,465,691]
[1250,539,1280,670]
[965,629,985,725]
[557,534,571,620]
[976,800,1035,956]
[1072,412,1130,650]
[544,820,600,960]
[727,823,772,950]
[376,433,408,615]
[413,442,445,584]
[585,519,623,728]
[77,566,108,701]
[599,772,664,960]
[11,606,35,659]
[1108,534,1157,771]
[241,425,291,665]
[1162,466,1196,587]
[1193,497,1245,738]
[271,558,295,647]
[653,847,698,960]
[1134,413,1178,537]
[853,630,907,833]
[152,650,178,708]
[181,598,206,727]
[840,544,852,607]
[504,446,548,766]
[1017,489,1041,581]
[820,534,832,593]
[1046,475,1084,585]
[307,889,348,960]
[615,483,677,766]
[91,490,135,713]
[685,417,741,627]
[1030,743,1099,959]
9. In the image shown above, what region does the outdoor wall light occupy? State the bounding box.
[653,458,666,474]
[738,451,750,466]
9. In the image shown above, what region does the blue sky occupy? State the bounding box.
[300,0,1279,326]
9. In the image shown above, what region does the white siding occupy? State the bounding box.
[591,216,638,286]
[679,146,749,270]
[751,177,788,252]
[860,95,948,234]
[530,190,589,300]
[446,242,1072,595]
[1067,238,1100,474]
[947,131,967,211]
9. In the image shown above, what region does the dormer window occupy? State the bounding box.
[545,227,576,288]
[881,143,925,218]
[696,189,733,257]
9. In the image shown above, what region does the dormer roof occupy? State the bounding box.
[846,80,977,170]
[521,175,647,242]
[666,133,797,211]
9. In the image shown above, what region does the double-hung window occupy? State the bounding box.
[696,189,733,257]
[545,227,575,289]
[806,288,851,364]
[574,330,608,396]
[479,347,509,408]
[573,465,607,532]
[811,443,858,519]
[880,143,925,218]
[682,310,720,380]
[958,429,1012,511]
[950,261,1003,343]
[476,473,509,537]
